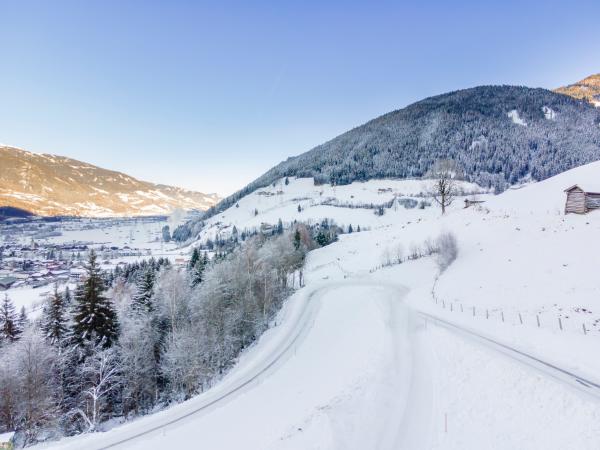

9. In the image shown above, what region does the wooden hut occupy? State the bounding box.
[564,185,600,214]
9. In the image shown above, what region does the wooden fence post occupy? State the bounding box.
[536,315,540,328]
[518,312,523,325]
[558,317,563,331]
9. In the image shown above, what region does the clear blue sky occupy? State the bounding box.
[1,0,599,195]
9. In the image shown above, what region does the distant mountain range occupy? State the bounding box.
[555,73,600,107]
[0,146,220,217]
[199,84,600,222]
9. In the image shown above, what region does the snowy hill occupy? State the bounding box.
[0,146,220,217]
[33,163,600,450]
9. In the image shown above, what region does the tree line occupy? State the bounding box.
[0,224,324,447]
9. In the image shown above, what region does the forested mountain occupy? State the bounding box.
[0,146,220,217]
[200,85,600,221]
[555,73,600,106]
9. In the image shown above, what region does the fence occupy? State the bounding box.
[430,292,597,336]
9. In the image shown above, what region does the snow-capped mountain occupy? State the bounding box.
[555,73,600,107]
[0,145,220,217]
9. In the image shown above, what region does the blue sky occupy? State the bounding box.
[1,0,599,195]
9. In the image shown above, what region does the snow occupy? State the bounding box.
[32,166,600,449]
[542,105,557,120]
[507,109,527,126]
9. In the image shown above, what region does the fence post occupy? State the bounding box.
[450,303,453,312]
[518,312,523,325]
[501,310,505,323]
[536,315,540,328]
[558,317,563,331]
[442,300,445,309]
[486,309,489,319]
[460,304,463,313]
[473,306,476,317]
[583,323,587,335]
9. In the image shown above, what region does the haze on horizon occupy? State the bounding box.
[1,0,599,196]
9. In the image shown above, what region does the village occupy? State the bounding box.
[0,215,181,294]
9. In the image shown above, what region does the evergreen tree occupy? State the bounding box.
[316,230,330,247]
[348,224,353,233]
[277,219,284,235]
[188,248,200,270]
[191,255,206,287]
[131,268,155,314]
[0,294,20,343]
[42,285,69,346]
[297,204,302,213]
[293,229,302,250]
[17,306,28,332]
[72,250,119,348]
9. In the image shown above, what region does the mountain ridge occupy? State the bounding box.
[0,145,220,217]
[197,84,600,224]
[554,73,600,106]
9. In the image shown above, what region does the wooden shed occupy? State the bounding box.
[564,185,600,214]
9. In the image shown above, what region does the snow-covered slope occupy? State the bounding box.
[35,164,600,449]
[0,146,220,217]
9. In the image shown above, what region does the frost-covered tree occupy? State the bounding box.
[118,315,157,416]
[74,347,120,432]
[72,250,119,349]
[0,330,58,444]
[131,268,155,314]
[0,294,20,344]
[42,286,69,346]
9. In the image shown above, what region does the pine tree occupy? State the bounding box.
[72,250,119,348]
[293,229,301,250]
[277,218,283,235]
[42,286,68,346]
[0,294,20,343]
[348,224,353,233]
[17,306,28,332]
[131,268,155,314]
[191,255,206,287]
[188,248,200,270]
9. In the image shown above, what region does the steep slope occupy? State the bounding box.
[555,73,600,106]
[191,85,600,229]
[0,146,220,217]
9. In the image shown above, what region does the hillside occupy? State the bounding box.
[185,85,600,233]
[555,73,600,106]
[43,164,600,450]
[0,146,220,217]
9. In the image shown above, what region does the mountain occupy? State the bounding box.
[199,85,600,223]
[0,146,220,217]
[555,73,600,106]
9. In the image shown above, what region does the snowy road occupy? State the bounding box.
[36,281,600,450]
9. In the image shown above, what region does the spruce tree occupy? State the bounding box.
[293,229,301,250]
[188,248,200,270]
[42,285,69,345]
[72,250,118,348]
[191,254,206,287]
[0,294,20,343]
[131,267,155,314]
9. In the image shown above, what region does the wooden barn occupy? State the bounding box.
[564,185,600,214]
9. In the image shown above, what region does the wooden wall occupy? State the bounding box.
[565,189,587,214]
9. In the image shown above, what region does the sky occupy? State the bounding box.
[1,0,599,196]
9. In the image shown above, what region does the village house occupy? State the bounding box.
[564,185,600,214]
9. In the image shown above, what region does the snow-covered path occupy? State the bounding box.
[35,280,600,450]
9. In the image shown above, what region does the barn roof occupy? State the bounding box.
[564,184,600,194]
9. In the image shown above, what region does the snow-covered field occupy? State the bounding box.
[33,163,600,449]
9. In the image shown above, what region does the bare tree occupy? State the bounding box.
[428,160,460,214]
